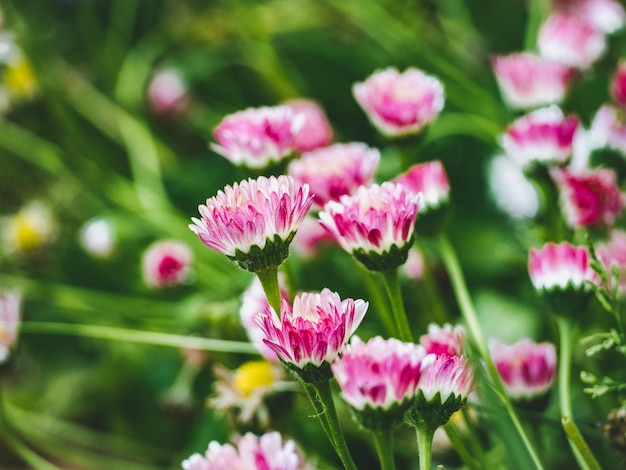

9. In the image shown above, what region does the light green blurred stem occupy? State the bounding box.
[256,265,282,317]
[443,423,480,470]
[380,269,413,342]
[524,0,549,50]
[557,317,601,470]
[437,234,545,470]
[372,430,395,470]
[415,425,434,470]
[20,322,258,354]
[361,269,397,337]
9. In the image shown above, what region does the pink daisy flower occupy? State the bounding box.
[211,106,304,169]
[394,160,450,213]
[189,175,313,272]
[501,106,579,169]
[552,0,625,34]
[490,338,557,401]
[288,142,380,208]
[0,289,21,364]
[416,354,476,405]
[146,69,189,116]
[612,62,626,108]
[491,52,575,109]
[290,216,336,260]
[319,182,421,271]
[256,289,368,371]
[419,323,466,358]
[353,67,444,137]
[141,240,193,289]
[538,12,606,70]
[284,99,334,152]
[528,241,598,292]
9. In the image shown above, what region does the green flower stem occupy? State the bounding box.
[418,250,448,324]
[415,424,434,470]
[20,322,258,354]
[557,317,601,470]
[437,233,545,470]
[380,269,414,342]
[256,265,283,317]
[302,383,336,449]
[372,429,395,470]
[443,423,480,470]
[361,269,397,337]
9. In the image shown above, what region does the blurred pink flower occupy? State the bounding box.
[400,247,425,281]
[256,289,368,369]
[501,106,579,169]
[319,182,421,271]
[0,289,21,364]
[290,216,335,260]
[528,241,598,292]
[588,105,626,155]
[142,240,193,289]
[146,69,188,116]
[182,431,306,470]
[490,338,557,401]
[189,175,313,271]
[596,229,626,292]
[491,52,575,109]
[416,354,476,404]
[331,335,427,411]
[284,99,334,152]
[551,0,625,34]
[419,323,466,358]
[394,160,450,213]
[353,67,444,137]
[211,106,304,169]
[288,142,380,208]
[553,167,624,228]
[538,12,606,70]
[613,62,626,107]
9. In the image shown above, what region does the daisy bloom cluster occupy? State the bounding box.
[490,338,557,402]
[182,431,306,470]
[141,240,193,289]
[353,67,444,137]
[0,289,21,364]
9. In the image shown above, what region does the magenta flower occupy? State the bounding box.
[288,142,380,208]
[352,67,444,137]
[589,105,626,155]
[189,175,313,272]
[319,182,421,271]
[0,290,21,364]
[211,106,304,169]
[528,241,598,292]
[612,63,626,108]
[182,431,306,470]
[416,354,476,405]
[491,53,575,110]
[597,229,626,292]
[501,106,579,169]
[419,323,466,358]
[146,69,188,116]
[552,0,625,34]
[490,338,557,401]
[284,99,334,152]
[141,240,193,289]
[394,160,450,213]
[538,13,606,70]
[256,289,368,372]
[552,167,624,229]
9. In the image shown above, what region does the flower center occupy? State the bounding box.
[233,361,276,397]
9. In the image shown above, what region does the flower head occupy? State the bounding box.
[189,175,313,272]
[182,431,306,470]
[588,105,626,155]
[528,241,598,292]
[491,53,575,109]
[284,99,334,152]
[552,0,625,34]
[419,323,466,358]
[319,182,421,271]
[256,289,368,373]
[146,69,188,116]
[353,67,444,137]
[490,338,557,401]
[288,143,380,208]
[538,13,606,70]
[596,229,626,292]
[3,201,58,256]
[142,240,193,289]
[0,290,21,364]
[394,160,450,213]
[211,106,304,169]
[500,106,579,169]
[553,167,624,229]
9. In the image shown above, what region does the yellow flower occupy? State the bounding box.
[5,54,37,99]
[3,202,57,255]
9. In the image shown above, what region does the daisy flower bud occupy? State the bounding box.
[288,142,380,208]
[491,52,575,110]
[146,69,188,116]
[189,175,313,273]
[529,241,598,293]
[353,67,444,138]
[490,338,557,403]
[0,289,21,364]
[419,323,466,358]
[211,106,304,169]
[141,240,193,289]
[319,182,421,272]
[284,98,334,152]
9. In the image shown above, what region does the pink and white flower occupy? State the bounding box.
[290,216,335,260]
[79,217,116,259]
[551,0,625,34]
[419,323,466,358]
[0,289,21,364]
[189,175,313,271]
[182,431,306,470]
[400,247,425,281]
[394,160,450,213]
[491,53,575,109]
[596,229,626,292]
[319,182,421,271]
[288,143,380,208]
[142,240,193,289]
[500,106,579,168]
[528,241,598,292]
[552,167,624,228]
[416,354,476,404]
[146,69,188,116]
[211,106,304,169]
[284,99,334,152]
[588,105,626,155]
[256,289,368,370]
[331,335,427,411]
[490,338,557,401]
[538,12,606,70]
[353,67,444,137]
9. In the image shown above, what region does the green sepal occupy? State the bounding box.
[230,232,295,273]
[405,390,466,433]
[352,237,413,272]
[349,400,412,433]
[281,360,333,386]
